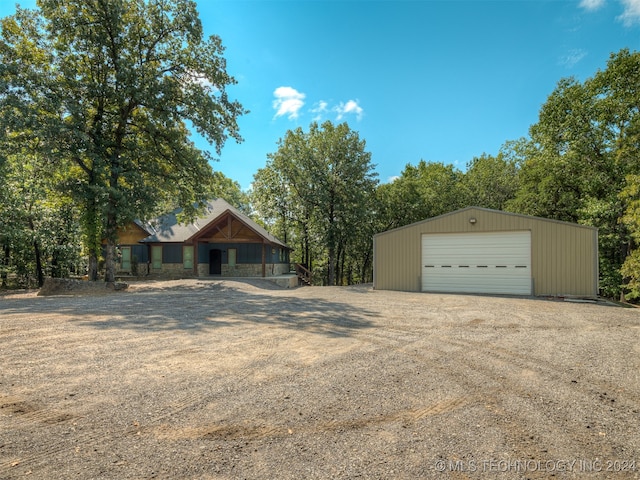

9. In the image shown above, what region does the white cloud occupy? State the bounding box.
[559,48,588,68]
[334,99,364,121]
[273,86,305,120]
[619,0,640,25]
[579,0,605,11]
[580,0,640,26]
[311,100,329,121]
[272,89,364,122]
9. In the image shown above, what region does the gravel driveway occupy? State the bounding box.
[1,279,640,479]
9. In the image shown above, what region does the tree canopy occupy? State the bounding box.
[0,0,245,282]
[508,49,640,298]
[2,26,640,301]
[251,121,378,285]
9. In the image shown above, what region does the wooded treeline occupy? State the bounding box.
[0,0,638,301]
[251,49,640,298]
[0,0,245,287]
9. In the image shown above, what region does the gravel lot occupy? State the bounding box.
[1,279,640,479]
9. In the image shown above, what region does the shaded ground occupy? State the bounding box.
[1,279,639,479]
[37,278,129,296]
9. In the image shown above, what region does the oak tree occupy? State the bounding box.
[252,121,378,285]
[0,0,245,282]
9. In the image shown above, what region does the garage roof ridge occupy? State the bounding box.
[373,206,598,238]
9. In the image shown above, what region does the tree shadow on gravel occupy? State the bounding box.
[0,283,378,338]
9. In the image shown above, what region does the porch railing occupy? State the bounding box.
[294,263,312,286]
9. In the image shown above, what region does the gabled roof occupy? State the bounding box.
[139,198,290,249]
[374,206,598,238]
[132,219,153,236]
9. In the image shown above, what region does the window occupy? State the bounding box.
[183,246,194,269]
[152,246,162,270]
[121,247,131,271]
[228,248,237,267]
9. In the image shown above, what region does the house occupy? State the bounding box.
[113,199,291,279]
[373,207,598,297]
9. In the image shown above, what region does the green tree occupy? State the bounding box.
[0,150,82,288]
[506,77,600,222]
[620,173,640,299]
[509,49,640,298]
[600,50,640,298]
[251,164,292,243]
[252,121,378,286]
[341,186,378,283]
[0,0,245,282]
[255,126,316,271]
[209,171,250,214]
[461,152,519,210]
[376,160,464,231]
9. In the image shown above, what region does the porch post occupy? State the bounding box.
[194,240,198,276]
[261,243,266,277]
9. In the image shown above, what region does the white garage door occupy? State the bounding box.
[422,231,532,295]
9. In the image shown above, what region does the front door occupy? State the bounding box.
[209,249,222,275]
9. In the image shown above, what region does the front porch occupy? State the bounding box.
[116,273,300,289]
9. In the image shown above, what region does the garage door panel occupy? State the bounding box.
[422,231,531,295]
[423,270,532,295]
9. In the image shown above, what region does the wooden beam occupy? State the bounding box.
[207,238,263,244]
[215,224,229,239]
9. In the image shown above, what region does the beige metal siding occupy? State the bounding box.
[373,207,598,296]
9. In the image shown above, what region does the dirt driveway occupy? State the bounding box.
[1,279,640,479]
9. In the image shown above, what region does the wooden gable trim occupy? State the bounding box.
[188,210,277,246]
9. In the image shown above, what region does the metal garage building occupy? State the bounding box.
[373,207,599,297]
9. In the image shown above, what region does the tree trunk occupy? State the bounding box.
[620,238,633,302]
[85,192,101,281]
[104,241,116,283]
[51,253,59,278]
[360,250,371,284]
[340,250,348,285]
[280,209,288,244]
[28,216,45,288]
[33,238,44,288]
[302,211,312,274]
[104,209,118,283]
[104,139,125,284]
[327,197,336,286]
[1,243,9,288]
[88,253,99,281]
[304,233,311,271]
[327,244,335,286]
[336,243,345,286]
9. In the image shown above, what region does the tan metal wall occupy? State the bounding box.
[373,207,598,297]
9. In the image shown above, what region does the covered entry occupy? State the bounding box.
[421,231,532,295]
[209,249,222,275]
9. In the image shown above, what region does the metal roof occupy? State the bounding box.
[374,206,598,239]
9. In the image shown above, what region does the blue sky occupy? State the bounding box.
[2,1,640,190]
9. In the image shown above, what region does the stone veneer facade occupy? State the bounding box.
[196,263,289,277]
[119,263,289,279]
